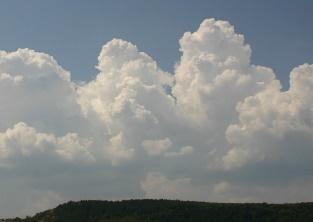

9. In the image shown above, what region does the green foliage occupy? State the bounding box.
[3,199,313,222]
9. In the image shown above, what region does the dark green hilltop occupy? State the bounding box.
[2,199,313,222]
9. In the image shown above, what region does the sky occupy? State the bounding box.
[0,0,313,218]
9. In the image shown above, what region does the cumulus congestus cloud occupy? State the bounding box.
[0,18,313,217]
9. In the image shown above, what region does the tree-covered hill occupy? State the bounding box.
[2,199,313,222]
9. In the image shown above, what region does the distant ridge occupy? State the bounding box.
[2,199,313,222]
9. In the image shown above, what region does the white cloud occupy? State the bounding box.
[0,48,82,136]
[173,18,275,127]
[78,39,174,130]
[55,133,94,163]
[171,18,278,173]
[107,132,135,166]
[0,18,313,217]
[142,138,172,156]
[77,39,177,164]
[0,122,93,163]
[223,63,313,169]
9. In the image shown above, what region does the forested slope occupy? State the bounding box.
[2,199,313,222]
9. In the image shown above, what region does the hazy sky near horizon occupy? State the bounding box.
[1,0,313,218]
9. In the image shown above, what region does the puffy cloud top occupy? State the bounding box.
[179,18,251,66]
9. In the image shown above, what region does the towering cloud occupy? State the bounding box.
[0,18,313,217]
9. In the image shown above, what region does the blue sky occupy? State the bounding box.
[0,0,312,87]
